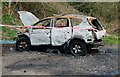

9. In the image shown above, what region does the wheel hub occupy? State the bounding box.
[73,44,82,54]
[19,41,28,49]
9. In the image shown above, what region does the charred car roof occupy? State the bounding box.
[45,14,96,20]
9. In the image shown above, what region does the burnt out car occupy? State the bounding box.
[16,11,106,56]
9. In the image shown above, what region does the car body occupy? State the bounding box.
[16,11,106,56]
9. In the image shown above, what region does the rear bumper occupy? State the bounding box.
[87,39,103,49]
[93,39,103,45]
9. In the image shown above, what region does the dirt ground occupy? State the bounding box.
[1,44,119,76]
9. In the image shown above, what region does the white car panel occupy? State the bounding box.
[18,11,40,26]
[30,29,51,45]
[51,27,72,46]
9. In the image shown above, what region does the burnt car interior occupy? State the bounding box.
[33,19,51,27]
[36,19,51,27]
[91,19,103,30]
[71,18,82,26]
[55,18,69,27]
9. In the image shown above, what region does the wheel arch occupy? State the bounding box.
[17,34,30,42]
[17,34,29,39]
[67,37,86,47]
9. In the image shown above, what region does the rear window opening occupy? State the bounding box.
[71,18,82,26]
[55,18,69,27]
[91,19,103,30]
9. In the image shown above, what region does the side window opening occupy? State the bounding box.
[71,18,82,26]
[35,19,51,27]
[55,18,69,27]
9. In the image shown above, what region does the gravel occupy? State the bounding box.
[1,44,119,75]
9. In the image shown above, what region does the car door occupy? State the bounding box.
[51,18,72,46]
[30,19,52,45]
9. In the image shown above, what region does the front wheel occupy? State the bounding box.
[69,40,87,56]
[16,37,31,51]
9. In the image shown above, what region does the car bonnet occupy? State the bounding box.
[18,11,40,26]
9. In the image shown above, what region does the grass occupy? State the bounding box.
[103,34,120,44]
[2,27,17,39]
[2,14,18,40]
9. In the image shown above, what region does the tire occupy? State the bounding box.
[16,37,31,51]
[69,40,87,56]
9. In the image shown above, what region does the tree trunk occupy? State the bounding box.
[8,0,11,16]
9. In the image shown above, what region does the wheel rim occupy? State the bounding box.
[72,44,82,55]
[18,41,28,50]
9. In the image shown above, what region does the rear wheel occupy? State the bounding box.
[16,37,31,51]
[69,40,87,56]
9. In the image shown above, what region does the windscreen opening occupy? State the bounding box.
[91,19,103,30]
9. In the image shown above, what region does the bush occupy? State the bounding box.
[69,2,118,23]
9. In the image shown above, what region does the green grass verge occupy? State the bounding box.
[103,34,120,44]
[2,27,17,39]
[2,14,18,40]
